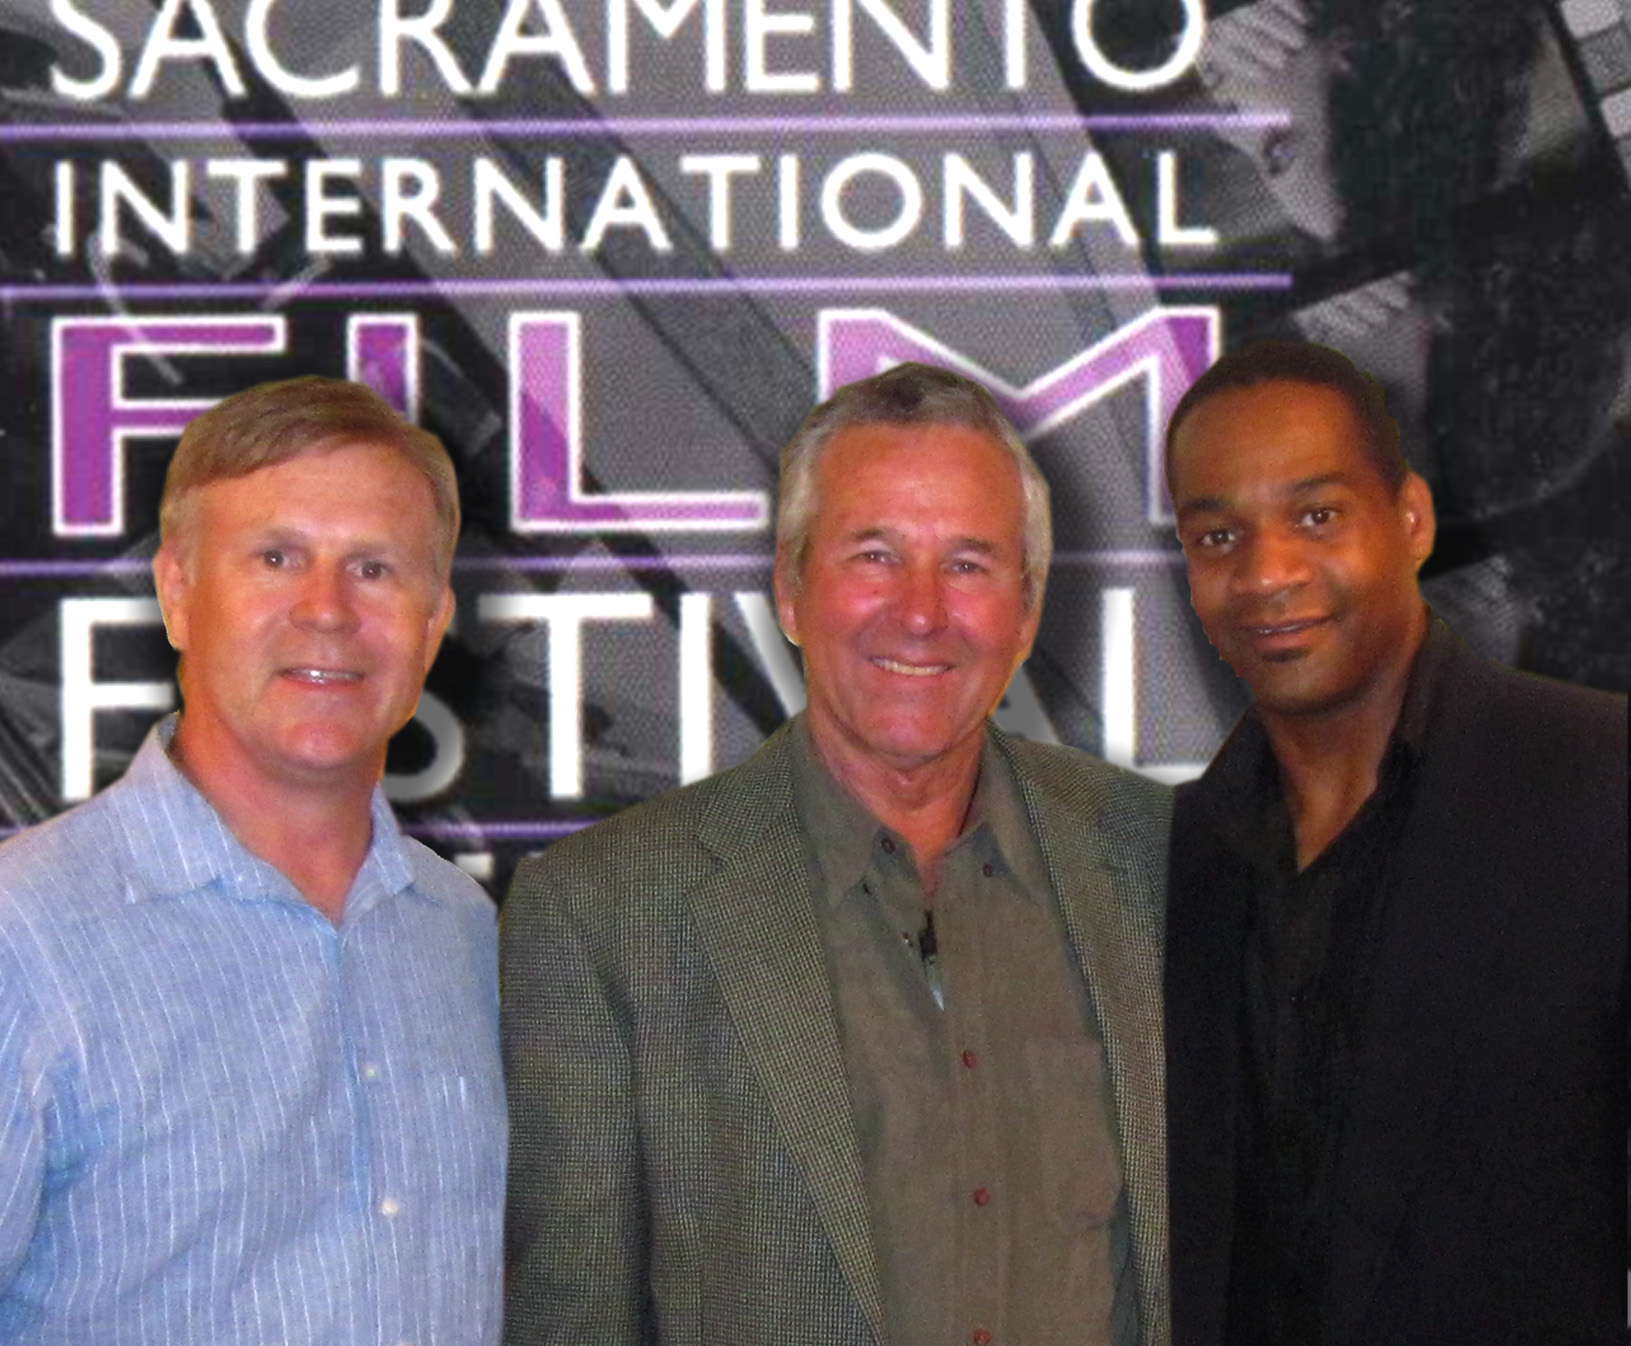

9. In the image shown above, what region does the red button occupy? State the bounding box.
[973,1331,993,1345]
[961,1049,978,1069]
[972,1188,990,1206]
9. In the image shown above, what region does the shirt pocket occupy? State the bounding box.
[1023,1037,1123,1232]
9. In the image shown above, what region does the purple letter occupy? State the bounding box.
[348,314,418,416]
[508,312,768,533]
[53,316,286,537]
[818,306,1218,522]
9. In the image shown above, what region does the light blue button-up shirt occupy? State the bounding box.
[0,719,505,1344]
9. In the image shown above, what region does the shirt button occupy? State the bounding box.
[961,1049,978,1069]
[360,1062,381,1081]
[972,1188,990,1206]
[379,1197,402,1218]
[880,836,896,853]
[973,1331,993,1345]
[982,862,994,877]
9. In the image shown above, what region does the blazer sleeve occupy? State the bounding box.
[501,853,651,1346]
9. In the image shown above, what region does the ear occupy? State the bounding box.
[1399,472,1436,573]
[771,548,801,648]
[1016,591,1043,666]
[152,542,192,653]
[422,583,456,674]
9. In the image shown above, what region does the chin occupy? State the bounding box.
[276,728,379,777]
[1249,675,1361,719]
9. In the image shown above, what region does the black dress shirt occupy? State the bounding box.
[1202,625,1450,1346]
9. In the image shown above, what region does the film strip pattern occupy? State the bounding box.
[1560,0,1631,179]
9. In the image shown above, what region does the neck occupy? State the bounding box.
[169,719,377,922]
[808,722,983,900]
[1258,618,1426,870]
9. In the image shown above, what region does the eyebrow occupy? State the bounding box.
[1176,472,1357,519]
[846,527,1001,555]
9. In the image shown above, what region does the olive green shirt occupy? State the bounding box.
[791,718,1136,1346]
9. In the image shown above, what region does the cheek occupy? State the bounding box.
[1184,568,1229,620]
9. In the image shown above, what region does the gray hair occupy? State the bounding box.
[776,363,1052,608]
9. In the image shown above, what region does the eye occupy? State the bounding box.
[356,559,389,580]
[260,548,286,569]
[1299,506,1337,528]
[948,558,988,576]
[1191,527,1236,551]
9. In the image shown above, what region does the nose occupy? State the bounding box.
[895,559,949,636]
[1232,528,1312,596]
[290,561,360,632]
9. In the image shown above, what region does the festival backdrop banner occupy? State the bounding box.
[2,0,1627,891]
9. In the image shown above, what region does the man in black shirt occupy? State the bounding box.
[1163,340,1626,1346]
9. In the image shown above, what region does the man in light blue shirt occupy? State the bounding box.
[0,378,504,1344]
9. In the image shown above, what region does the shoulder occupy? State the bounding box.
[0,784,133,932]
[995,730,1173,829]
[401,835,497,916]
[504,728,796,922]
[1429,647,1627,796]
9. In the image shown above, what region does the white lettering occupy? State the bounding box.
[50,0,122,100]
[130,0,245,99]
[246,0,359,97]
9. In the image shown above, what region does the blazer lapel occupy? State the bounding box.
[1005,737,1172,1346]
[1322,683,1514,1346]
[1166,784,1252,1346]
[685,735,887,1345]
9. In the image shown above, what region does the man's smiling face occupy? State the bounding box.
[1170,379,1434,721]
[775,421,1039,782]
[155,439,454,795]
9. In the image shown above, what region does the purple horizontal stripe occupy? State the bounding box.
[0,273,1289,303]
[0,551,1181,580]
[0,818,589,841]
[0,559,154,578]
[1,112,1290,143]
[407,820,592,841]
[462,550,1184,571]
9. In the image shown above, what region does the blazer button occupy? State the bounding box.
[973,1331,993,1345]
[972,1188,990,1206]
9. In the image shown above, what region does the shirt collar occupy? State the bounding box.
[789,714,1042,908]
[1201,605,1450,839]
[107,714,419,914]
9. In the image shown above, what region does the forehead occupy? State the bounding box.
[813,421,1025,538]
[191,440,438,547]
[1170,379,1381,506]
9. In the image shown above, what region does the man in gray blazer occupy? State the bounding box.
[502,363,1171,1346]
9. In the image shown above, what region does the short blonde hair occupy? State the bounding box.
[159,376,460,576]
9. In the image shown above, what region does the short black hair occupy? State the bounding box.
[1164,339,1408,495]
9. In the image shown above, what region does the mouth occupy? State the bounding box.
[281,667,364,686]
[871,656,951,678]
[1240,615,1331,658]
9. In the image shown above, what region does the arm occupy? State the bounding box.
[501,858,651,1346]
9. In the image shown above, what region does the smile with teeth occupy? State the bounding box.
[872,656,951,677]
[285,667,363,685]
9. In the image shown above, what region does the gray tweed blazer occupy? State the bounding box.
[501,719,1172,1346]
